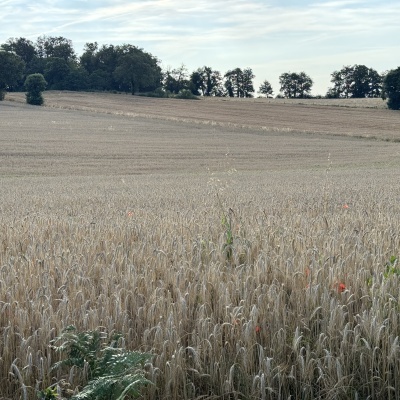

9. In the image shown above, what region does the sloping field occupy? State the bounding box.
[2,95,400,399]
[1,99,399,178]
[6,91,400,141]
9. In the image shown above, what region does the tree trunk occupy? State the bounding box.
[130,78,135,95]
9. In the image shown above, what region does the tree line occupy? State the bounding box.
[0,36,399,109]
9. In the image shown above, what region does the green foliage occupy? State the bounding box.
[328,65,382,98]
[383,67,400,110]
[51,326,152,400]
[384,256,400,278]
[25,91,44,105]
[279,71,313,98]
[25,73,47,105]
[25,73,47,93]
[259,79,273,97]
[138,87,169,98]
[37,386,58,400]
[0,51,25,95]
[190,66,223,96]
[44,57,71,88]
[36,35,76,61]
[221,211,234,261]
[224,67,255,98]
[163,64,190,94]
[113,46,162,94]
[1,37,36,64]
[139,87,199,99]
[175,89,199,100]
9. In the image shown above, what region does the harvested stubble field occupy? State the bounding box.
[1,93,400,399]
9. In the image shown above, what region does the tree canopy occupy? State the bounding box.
[224,68,255,98]
[383,67,400,110]
[190,66,223,96]
[0,50,25,98]
[327,65,382,98]
[0,34,394,103]
[259,80,273,98]
[0,37,162,94]
[279,72,313,98]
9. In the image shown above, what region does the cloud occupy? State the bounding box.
[1,0,399,94]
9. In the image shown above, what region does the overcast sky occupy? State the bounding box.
[1,0,399,95]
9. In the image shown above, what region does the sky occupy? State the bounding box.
[1,0,399,95]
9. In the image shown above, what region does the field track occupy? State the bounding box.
[5,91,400,141]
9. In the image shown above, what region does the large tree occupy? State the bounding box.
[279,72,313,98]
[44,57,71,89]
[0,51,25,98]
[1,37,36,64]
[383,67,400,110]
[80,42,100,75]
[36,36,76,61]
[80,43,162,93]
[190,66,223,96]
[163,64,190,94]
[224,67,255,98]
[113,45,162,94]
[328,65,382,98]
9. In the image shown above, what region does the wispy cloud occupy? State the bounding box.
[1,0,399,94]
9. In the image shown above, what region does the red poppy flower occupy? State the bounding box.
[338,283,346,292]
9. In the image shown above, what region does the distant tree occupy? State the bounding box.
[36,36,76,61]
[113,46,162,94]
[1,37,36,64]
[383,67,400,110]
[0,51,25,99]
[279,72,313,98]
[242,68,255,98]
[328,65,382,98]
[94,44,120,76]
[80,42,99,74]
[81,44,119,91]
[44,57,71,89]
[25,73,47,105]
[224,67,255,98]
[89,69,113,91]
[328,66,352,98]
[259,80,273,97]
[80,43,162,93]
[190,66,223,96]
[163,64,190,94]
[64,67,89,91]
[189,70,203,95]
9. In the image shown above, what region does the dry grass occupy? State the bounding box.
[6,91,400,141]
[1,95,400,399]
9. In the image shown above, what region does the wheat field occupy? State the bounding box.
[1,94,400,399]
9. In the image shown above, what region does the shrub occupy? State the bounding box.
[24,73,47,106]
[383,67,400,110]
[138,87,169,98]
[175,89,199,100]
